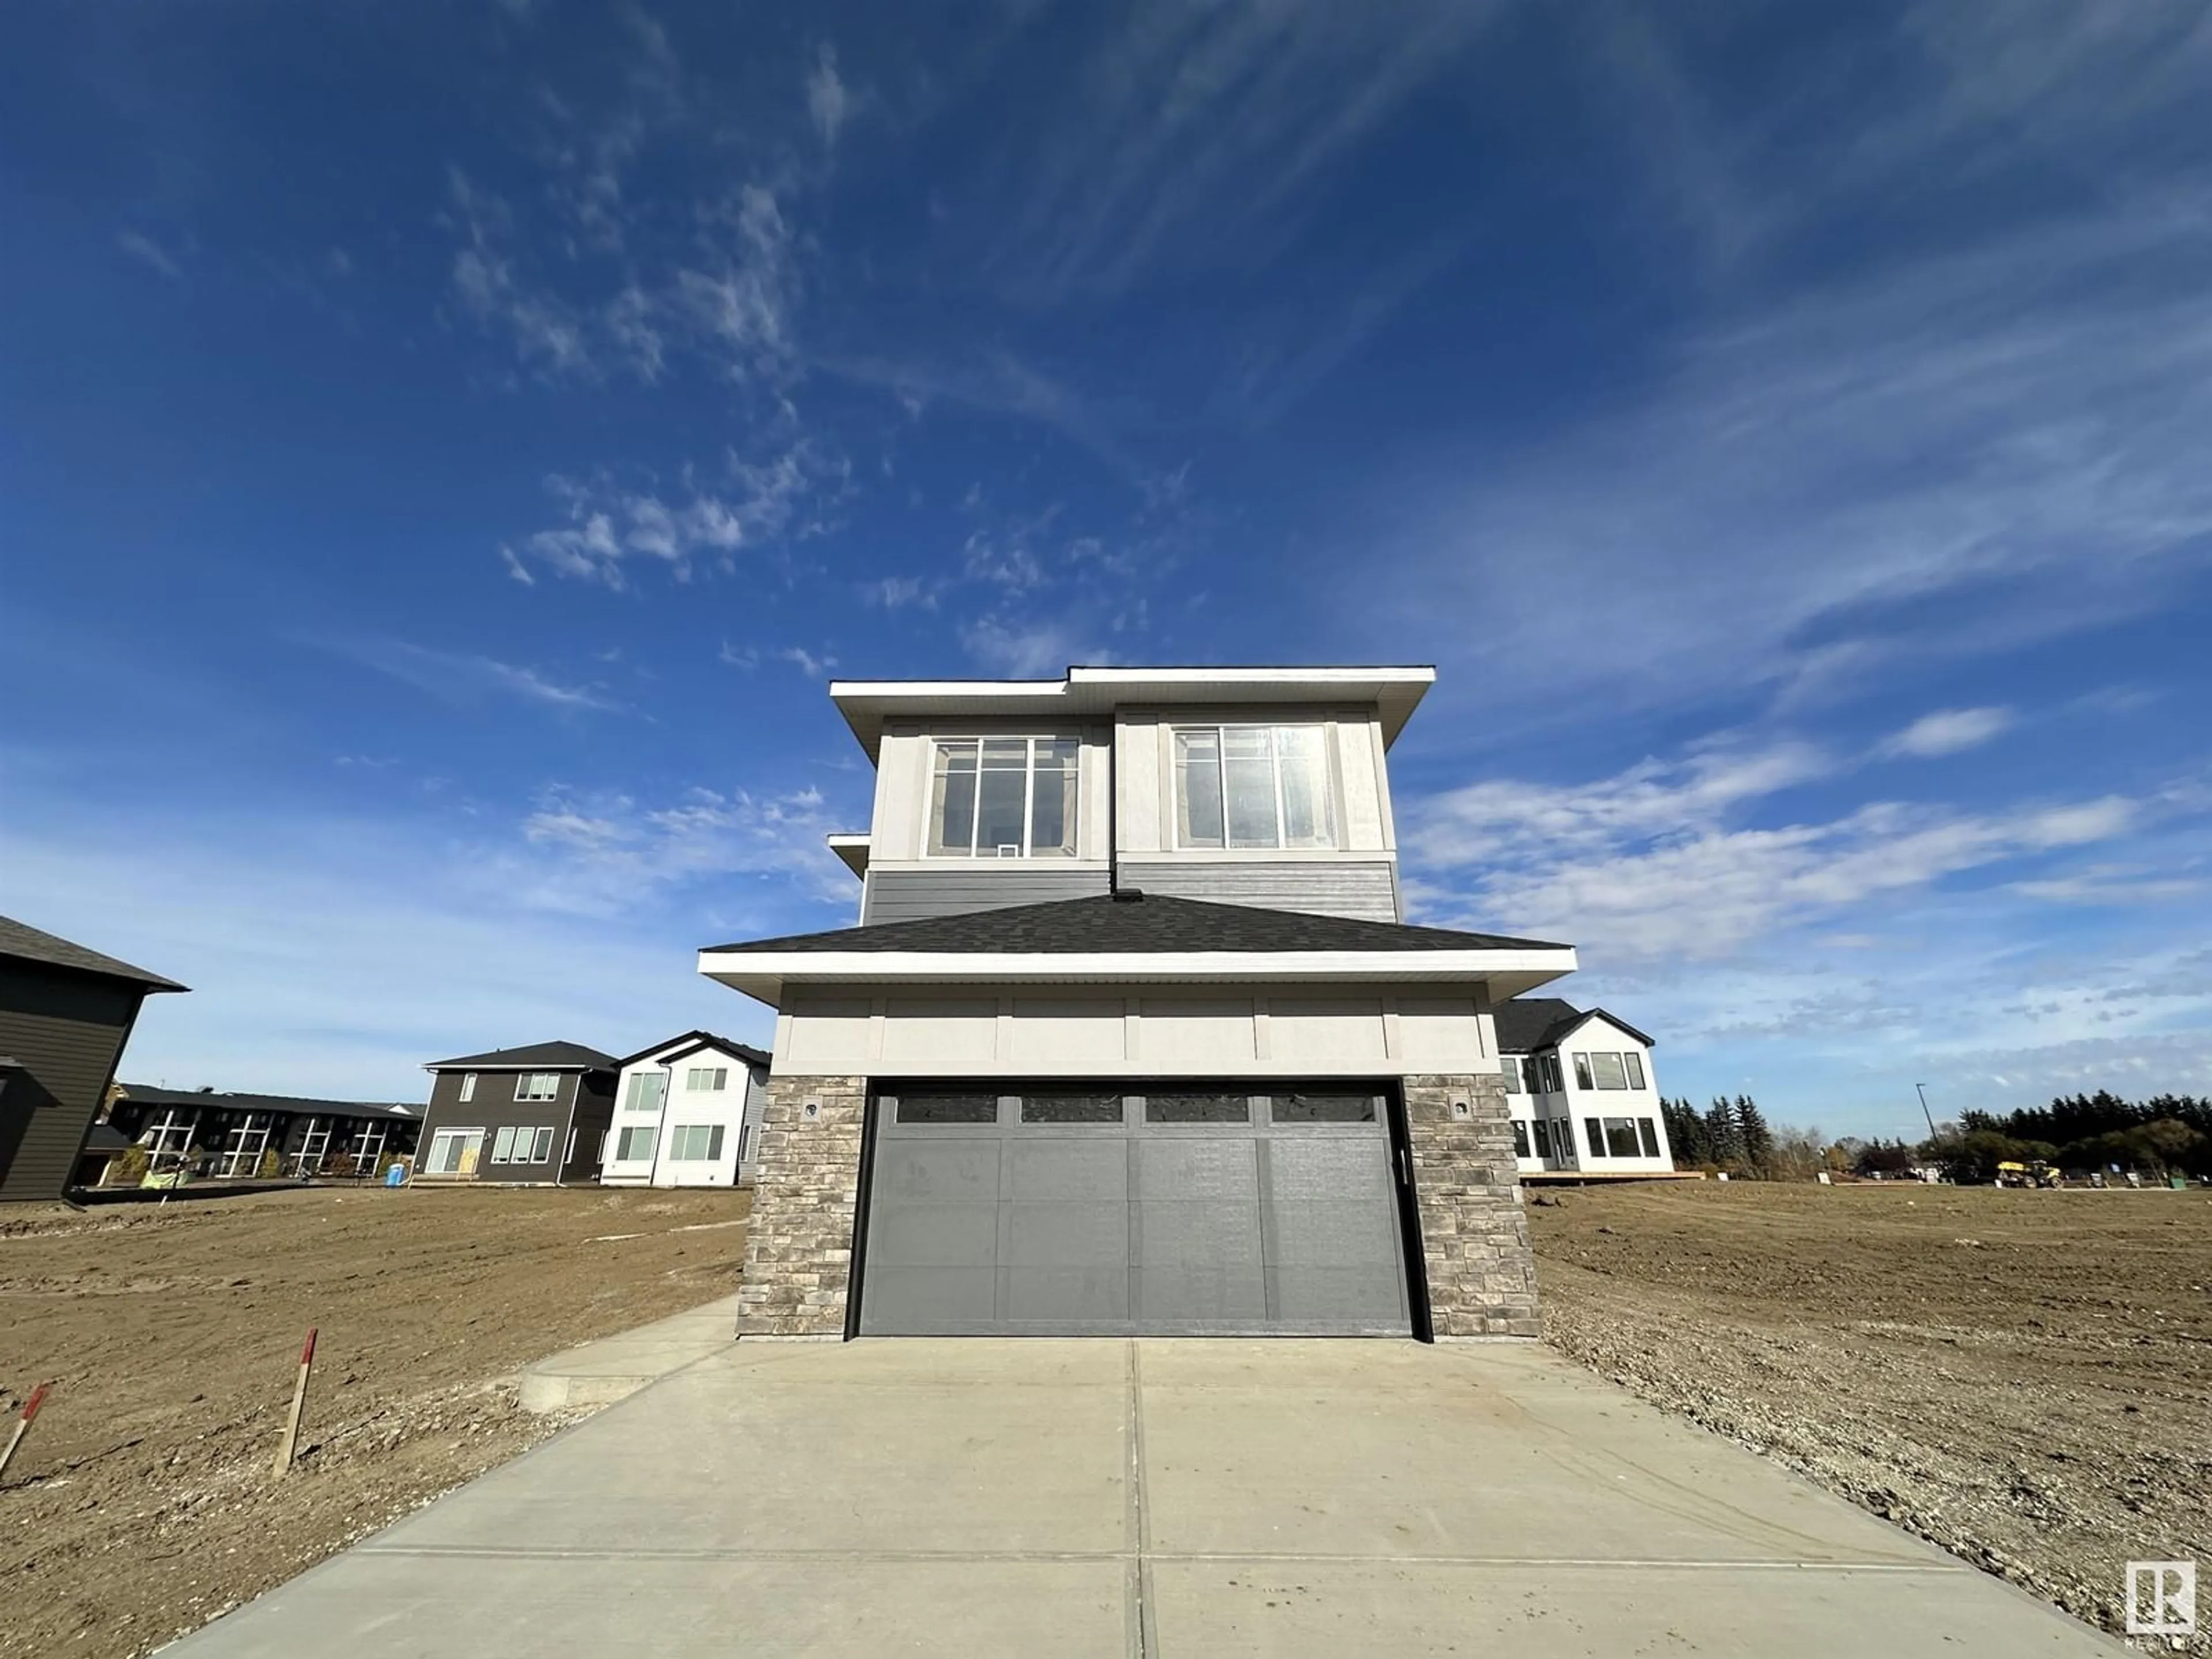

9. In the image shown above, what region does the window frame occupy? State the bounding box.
[685,1066,729,1092]
[491,1126,518,1163]
[514,1072,560,1103]
[459,1072,477,1103]
[1170,723,1336,851]
[1624,1051,1647,1090]
[616,1124,658,1163]
[1590,1052,1629,1090]
[925,735,1082,859]
[1499,1056,1523,1094]
[1510,1119,1531,1158]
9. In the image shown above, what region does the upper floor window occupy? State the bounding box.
[928,737,1079,857]
[685,1066,729,1091]
[459,1072,478,1102]
[515,1072,560,1102]
[1499,1057,1523,1094]
[1172,725,1334,850]
[1571,1051,1646,1090]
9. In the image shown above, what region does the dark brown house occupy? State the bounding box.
[415,1041,617,1184]
[0,915,187,1203]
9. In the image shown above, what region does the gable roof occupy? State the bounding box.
[709,892,1565,957]
[615,1030,772,1070]
[1491,997,1656,1052]
[0,915,187,992]
[424,1040,618,1073]
[116,1083,422,1122]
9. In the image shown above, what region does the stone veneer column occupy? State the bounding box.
[736,1074,867,1338]
[1401,1072,1540,1338]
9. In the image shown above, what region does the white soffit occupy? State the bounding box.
[695,944,1577,1009]
[827,665,1437,760]
[825,834,871,878]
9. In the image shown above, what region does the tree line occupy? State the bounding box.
[1659,1089,2212,1183]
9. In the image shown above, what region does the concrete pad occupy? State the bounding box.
[1147,1560,2119,1657]
[174,1554,1129,1659]
[517,1294,743,1412]
[1135,1339,1931,1564]
[169,1335,2133,1658]
[389,1338,1131,1557]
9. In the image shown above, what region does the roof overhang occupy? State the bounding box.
[697,945,1577,1010]
[826,834,871,879]
[827,665,1437,761]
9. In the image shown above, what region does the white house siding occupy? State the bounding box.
[1503,1014,1672,1176]
[771,983,1501,1081]
[605,1043,770,1188]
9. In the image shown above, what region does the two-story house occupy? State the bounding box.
[1494,998,1674,1177]
[699,665,1589,1342]
[603,1031,772,1188]
[414,1041,617,1185]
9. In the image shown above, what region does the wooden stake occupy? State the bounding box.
[0,1382,52,1484]
[272,1329,317,1477]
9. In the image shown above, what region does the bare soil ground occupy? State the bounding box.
[1529,1180,2212,1654]
[0,1184,746,1659]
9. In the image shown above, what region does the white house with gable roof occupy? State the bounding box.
[603,1031,771,1188]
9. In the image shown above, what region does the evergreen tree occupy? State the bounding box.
[1705,1096,1741,1166]
[1662,1097,1711,1165]
[1736,1094,1775,1175]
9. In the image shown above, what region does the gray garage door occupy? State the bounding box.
[855,1084,1412,1336]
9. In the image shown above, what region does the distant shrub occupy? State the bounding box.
[109,1145,151,1187]
[256,1148,282,1180]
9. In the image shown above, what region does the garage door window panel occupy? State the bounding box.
[1018,1090,1124,1125]
[1144,1091,1253,1125]
[1269,1090,1378,1124]
[895,1092,1002,1125]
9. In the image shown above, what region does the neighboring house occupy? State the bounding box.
[416,1042,616,1184]
[0,915,186,1203]
[604,1032,772,1188]
[698,665,1580,1342]
[97,1084,423,1185]
[1492,998,1675,1178]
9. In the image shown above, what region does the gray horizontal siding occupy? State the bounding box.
[863,866,1112,925]
[1119,859,1400,923]
[0,963,144,1202]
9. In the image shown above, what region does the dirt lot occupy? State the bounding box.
[0,1184,747,1659]
[1530,1180,2212,1654]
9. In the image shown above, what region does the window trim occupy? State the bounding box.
[459,1072,477,1103]
[924,735,1082,859]
[515,1072,561,1104]
[1169,723,1336,851]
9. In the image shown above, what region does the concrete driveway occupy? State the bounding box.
[171,1338,2125,1657]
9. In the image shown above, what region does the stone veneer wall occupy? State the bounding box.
[1402,1072,1540,1338]
[736,1074,867,1338]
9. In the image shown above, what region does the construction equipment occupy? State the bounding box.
[1995,1160,2060,1188]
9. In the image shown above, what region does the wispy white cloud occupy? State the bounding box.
[806,43,851,146]
[775,646,838,677]
[516,781,850,911]
[984,1,1500,300]
[334,637,622,713]
[960,614,1103,677]
[115,229,181,279]
[505,444,828,585]
[861,574,941,610]
[1362,195,2212,723]
[1409,731,2145,962]
[1877,706,2014,759]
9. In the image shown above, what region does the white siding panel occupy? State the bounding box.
[1009,999,1125,1068]
[881,997,999,1067]
[1267,997,1390,1067]
[1141,997,1258,1069]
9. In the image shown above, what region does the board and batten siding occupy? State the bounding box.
[0,961,146,1202]
[860,866,1112,925]
[1114,857,1400,923]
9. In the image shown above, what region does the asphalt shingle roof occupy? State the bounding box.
[1491,997,1656,1052]
[615,1029,773,1070]
[707,892,1567,956]
[424,1040,618,1072]
[0,915,187,991]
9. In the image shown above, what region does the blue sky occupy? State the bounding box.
[5,2,2209,1137]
